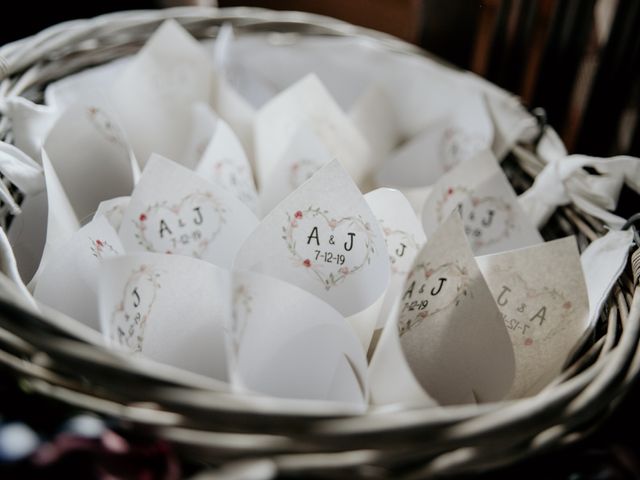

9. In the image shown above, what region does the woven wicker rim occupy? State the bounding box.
[0,7,638,478]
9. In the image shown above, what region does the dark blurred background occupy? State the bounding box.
[1,1,639,479]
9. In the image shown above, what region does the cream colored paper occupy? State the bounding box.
[371,213,515,406]
[477,237,589,398]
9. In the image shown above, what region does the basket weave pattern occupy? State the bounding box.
[0,7,638,478]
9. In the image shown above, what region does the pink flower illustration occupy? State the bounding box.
[328,219,337,229]
[139,213,147,222]
[96,239,104,247]
[303,259,311,268]
[339,266,349,275]
[294,210,303,220]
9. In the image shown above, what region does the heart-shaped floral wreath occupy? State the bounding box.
[282,206,376,291]
[132,191,226,257]
[110,264,162,353]
[398,261,471,337]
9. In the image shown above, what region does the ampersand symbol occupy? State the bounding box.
[329,235,335,245]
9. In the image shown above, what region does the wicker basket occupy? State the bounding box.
[0,7,639,479]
